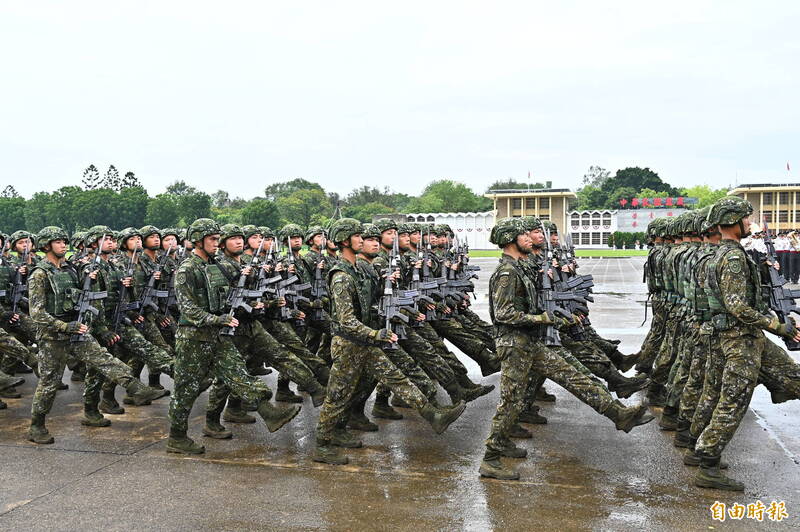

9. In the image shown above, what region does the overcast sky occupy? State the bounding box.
[2,1,799,199]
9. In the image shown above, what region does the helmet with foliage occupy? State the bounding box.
[71,231,87,250]
[260,226,275,239]
[397,223,415,235]
[220,224,244,242]
[304,225,325,245]
[706,196,753,227]
[84,225,113,247]
[117,227,143,251]
[241,225,262,240]
[9,230,34,249]
[279,223,304,241]
[540,220,557,233]
[645,217,662,240]
[361,223,381,240]
[693,207,711,235]
[186,218,221,243]
[139,225,161,240]
[674,213,696,236]
[490,218,524,247]
[374,218,398,234]
[433,223,452,236]
[37,226,70,251]
[520,216,542,232]
[329,218,363,244]
[161,227,181,240]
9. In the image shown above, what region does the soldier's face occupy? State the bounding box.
[380,230,396,248]
[348,234,364,252]
[127,235,142,251]
[162,235,177,251]
[145,234,161,250]
[550,234,559,246]
[225,236,244,255]
[100,235,115,253]
[14,239,31,253]
[312,234,324,248]
[48,239,68,258]
[326,239,338,252]
[428,234,438,247]
[741,216,752,237]
[264,237,274,250]
[248,234,263,250]
[437,234,449,247]
[362,237,380,257]
[289,236,303,251]
[529,229,545,247]
[516,234,533,254]
[202,235,220,256]
[398,233,411,250]
[410,231,421,245]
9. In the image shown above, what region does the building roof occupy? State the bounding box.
[732,183,800,192]
[405,211,495,218]
[484,188,576,198]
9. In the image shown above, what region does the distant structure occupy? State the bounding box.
[404,211,495,249]
[731,183,800,231]
[483,186,576,232]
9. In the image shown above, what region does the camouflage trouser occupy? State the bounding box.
[206,321,319,416]
[485,339,614,458]
[168,332,271,433]
[416,322,470,378]
[0,313,39,373]
[373,343,438,402]
[32,337,135,416]
[560,334,616,382]
[431,319,499,373]
[519,345,600,414]
[690,331,725,438]
[159,319,178,350]
[665,322,700,408]
[455,308,496,351]
[0,327,36,368]
[399,327,457,386]
[316,335,427,442]
[263,319,329,385]
[636,302,669,373]
[758,340,800,400]
[650,313,684,387]
[678,325,712,424]
[90,323,174,405]
[695,330,762,458]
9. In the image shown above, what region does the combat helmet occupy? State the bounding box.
[9,230,34,250]
[219,224,244,242]
[706,196,753,227]
[71,231,87,250]
[329,218,363,244]
[279,223,304,241]
[374,218,398,234]
[397,223,415,235]
[520,216,542,232]
[37,226,70,251]
[433,223,452,236]
[646,217,663,240]
[675,213,696,236]
[304,225,325,245]
[361,223,381,240]
[489,218,524,247]
[161,227,181,240]
[117,227,142,251]
[139,225,161,240]
[84,225,113,247]
[186,218,221,243]
[260,226,275,239]
[693,207,711,235]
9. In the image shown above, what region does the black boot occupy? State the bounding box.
[372,391,403,420]
[420,400,467,434]
[28,414,54,444]
[694,455,743,491]
[658,405,679,431]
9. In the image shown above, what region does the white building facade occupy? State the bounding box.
[405,211,495,249]
[568,210,617,248]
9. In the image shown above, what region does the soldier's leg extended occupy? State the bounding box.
[28,339,70,443]
[138,315,173,390]
[431,319,500,376]
[646,315,682,405]
[560,335,649,399]
[264,319,330,384]
[416,322,477,387]
[693,331,762,491]
[758,340,800,403]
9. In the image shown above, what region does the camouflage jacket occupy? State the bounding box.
[174,253,229,341]
[489,253,545,349]
[328,258,384,345]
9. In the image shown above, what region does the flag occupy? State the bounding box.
[527,170,531,179]
[788,162,791,172]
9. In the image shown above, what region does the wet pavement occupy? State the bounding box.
[1,257,798,531]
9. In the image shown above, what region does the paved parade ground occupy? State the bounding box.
[1,257,798,531]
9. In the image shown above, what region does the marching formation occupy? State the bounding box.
[1,195,797,489]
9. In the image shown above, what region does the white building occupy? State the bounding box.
[568,210,616,248]
[405,211,495,249]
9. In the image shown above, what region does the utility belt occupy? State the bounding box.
[331,322,379,347]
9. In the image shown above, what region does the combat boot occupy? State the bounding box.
[372,394,403,420]
[479,457,520,480]
[28,414,54,444]
[99,388,125,415]
[0,399,6,409]
[203,414,233,439]
[498,440,528,458]
[275,384,303,403]
[610,351,641,373]
[347,401,378,432]
[125,380,169,406]
[223,398,256,423]
[694,455,742,491]
[70,369,85,382]
[770,389,793,403]
[420,400,467,434]
[645,384,666,407]
[81,405,111,427]
[604,370,649,399]
[57,382,69,390]
[0,386,21,398]
[331,428,363,448]
[518,407,548,425]
[313,440,348,465]
[390,394,412,408]
[605,403,655,433]
[535,386,556,403]
[0,371,24,390]
[475,349,501,377]
[148,372,169,395]
[658,406,679,431]
[508,424,532,439]
[250,364,272,376]
[13,360,33,374]
[256,400,301,433]
[673,429,695,449]
[684,449,728,469]
[166,431,205,455]
[308,382,327,408]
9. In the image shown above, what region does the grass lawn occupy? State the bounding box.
[469,249,648,258]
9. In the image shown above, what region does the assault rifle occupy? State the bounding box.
[113,247,141,333]
[419,227,443,321]
[220,239,266,336]
[159,244,178,322]
[138,250,170,315]
[71,240,108,343]
[279,239,311,326]
[9,245,30,319]
[538,225,574,346]
[378,239,419,350]
[762,221,800,350]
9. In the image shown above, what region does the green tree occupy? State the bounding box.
[343,201,395,222]
[581,165,611,187]
[145,194,179,228]
[680,185,729,208]
[115,186,149,228]
[0,197,27,233]
[406,180,491,213]
[575,185,607,210]
[486,179,546,191]
[264,178,324,201]
[176,191,212,225]
[82,164,102,190]
[276,188,332,228]
[1,185,20,198]
[241,198,281,228]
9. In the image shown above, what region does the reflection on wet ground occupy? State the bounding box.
[0,257,797,530]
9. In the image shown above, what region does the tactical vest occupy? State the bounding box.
[355,258,381,329]
[327,260,370,325]
[690,244,718,321]
[36,261,80,319]
[0,259,13,299]
[98,259,124,314]
[488,257,539,326]
[706,241,765,330]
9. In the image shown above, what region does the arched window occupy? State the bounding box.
[591,211,601,226]
[417,216,425,222]
[581,213,590,225]
[602,212,612,226]
[571,213,580,228]
[426,215,435,222]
